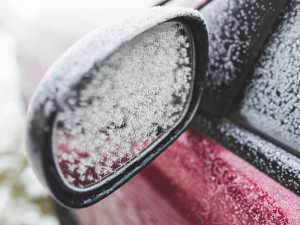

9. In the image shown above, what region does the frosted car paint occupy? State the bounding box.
[194,114,300,196]
[17,0,300,224]
[77,128,300,224]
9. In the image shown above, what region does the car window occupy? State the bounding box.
[231,0,300,157]
[199,0,287,116]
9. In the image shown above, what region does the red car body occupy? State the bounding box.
[19,0,300,224]
[76,127,300,225]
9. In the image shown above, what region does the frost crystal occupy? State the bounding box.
[53,22,193,188]
[238,0,300,153]
[200,0,273,94]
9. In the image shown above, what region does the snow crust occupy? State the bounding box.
[26,7,203,117]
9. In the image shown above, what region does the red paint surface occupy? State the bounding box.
[77,128,300,224]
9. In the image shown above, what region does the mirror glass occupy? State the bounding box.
[53,21,194,189]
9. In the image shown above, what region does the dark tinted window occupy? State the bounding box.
[232,1,300,156]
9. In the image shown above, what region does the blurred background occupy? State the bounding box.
[0,0,55,224]
[0,0,158,224]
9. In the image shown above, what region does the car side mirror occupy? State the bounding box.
[25,7,208,208]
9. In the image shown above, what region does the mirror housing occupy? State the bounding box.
[25,7,208,208]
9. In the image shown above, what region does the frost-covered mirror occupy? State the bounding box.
[54,21,194,189]
[25,7,208,207]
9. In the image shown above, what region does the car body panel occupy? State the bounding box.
[76,128,300,224]
[194,114,300,196]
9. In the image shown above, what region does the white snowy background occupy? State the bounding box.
[0,0,158,224]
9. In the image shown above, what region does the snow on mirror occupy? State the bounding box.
[53,21,194,189]
[25,7,208,207]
